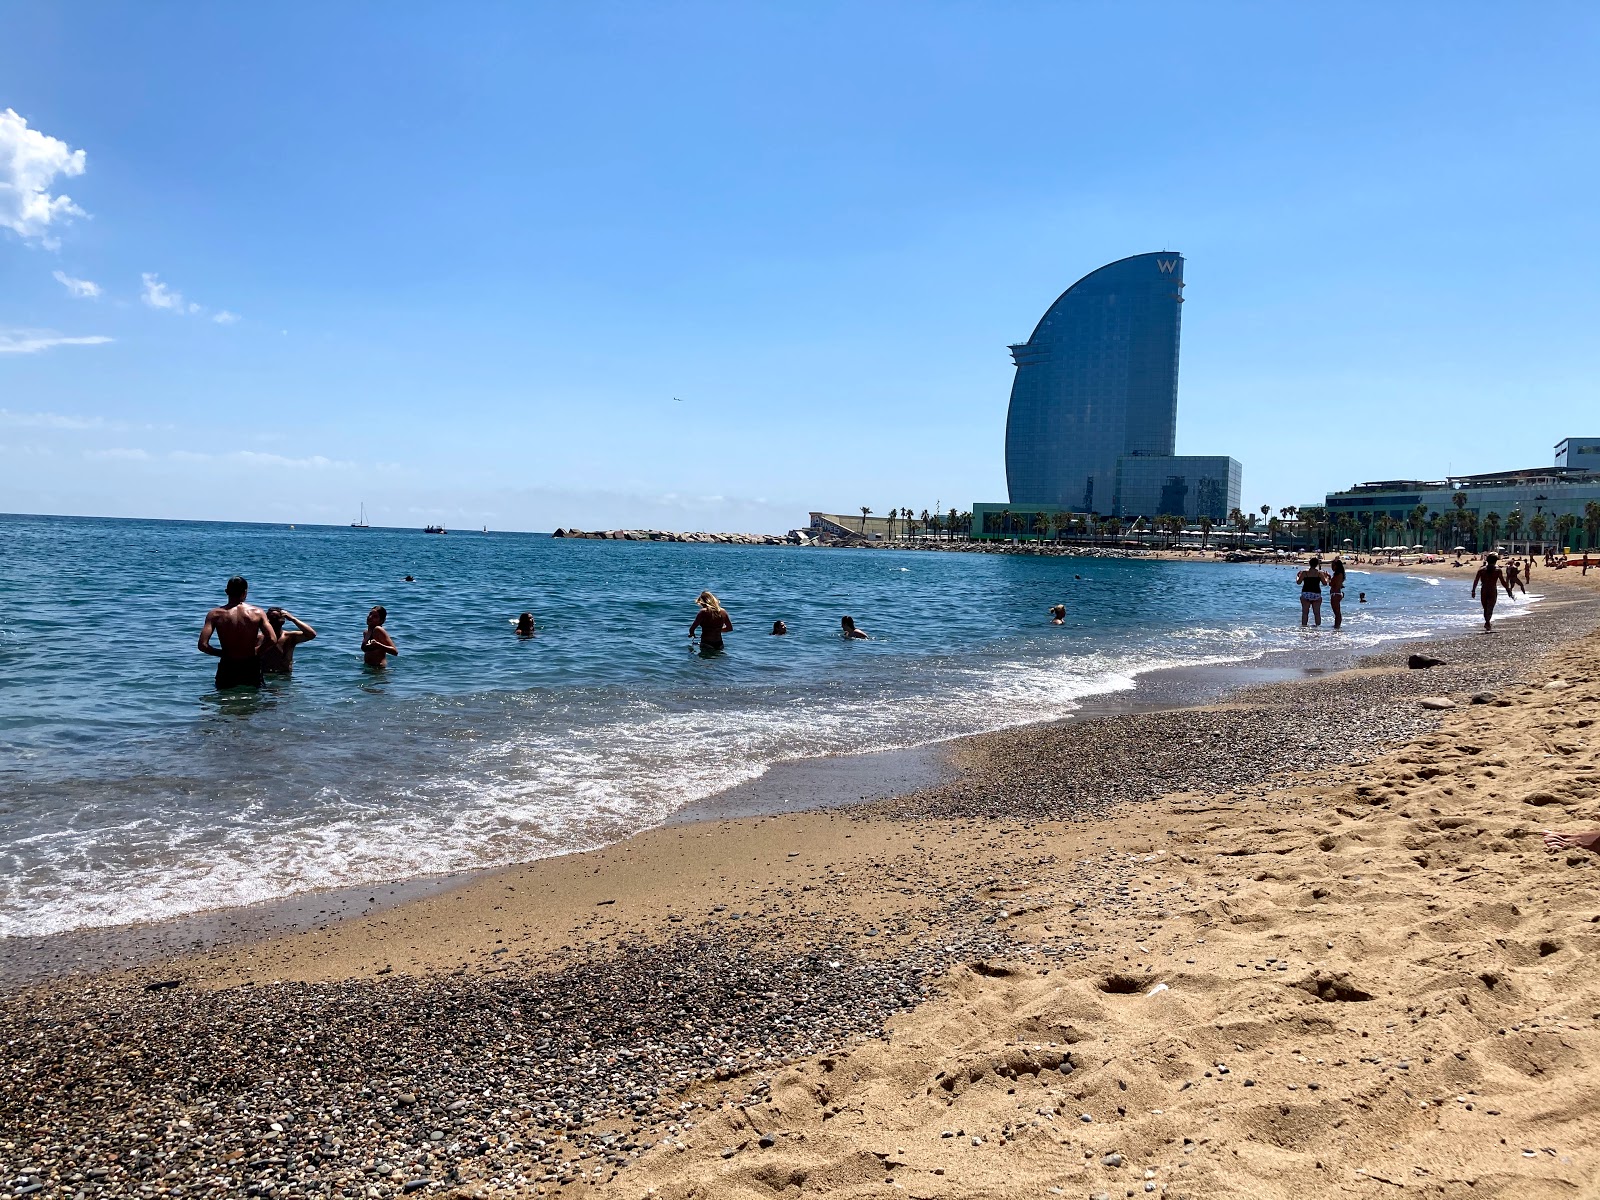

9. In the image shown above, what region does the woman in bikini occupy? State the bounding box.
[689,591,733,654]
[1327,556,1347,630]
[1296,557,1329,627]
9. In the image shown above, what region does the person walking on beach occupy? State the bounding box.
[362,605,400,667]
[1505,561,1527,597]
[1328,556,1348,630]
[689,591,732,653]
[261,608,317,674]
[840,615,868,639]
[1471,553,1505,632]
[197,576,279,690]
[1049,604,1066,625]
[1296,557,1330,627]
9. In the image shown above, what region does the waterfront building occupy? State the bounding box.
[975,252,1243,532]
[1323,436,1600,549]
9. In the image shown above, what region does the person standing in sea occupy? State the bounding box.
[689,591,732,654]
[261,608,317,674]
[1328,556,1348,630]
[1296,557,1329,627]
[197,575,279,690]
[1471,553,1505,632]
[362,605,400,667]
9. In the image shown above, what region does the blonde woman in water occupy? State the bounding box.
[689,590,733,652]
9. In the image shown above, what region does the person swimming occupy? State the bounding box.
[771,619,787,635]
[197,575,278,690]
[840,615,868,639]
[261,607,317,674]
[1049,604,1065,625]
[515,612,535,637]
[362,605,400,667]
[689,591,732,651]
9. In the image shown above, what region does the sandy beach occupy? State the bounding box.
[5,567,1600,1199]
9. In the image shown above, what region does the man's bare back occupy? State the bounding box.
[198,577,278,689]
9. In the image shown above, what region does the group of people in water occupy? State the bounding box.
[197,576,396,689]
[685,591,868,654]
[1293,550,1534,633]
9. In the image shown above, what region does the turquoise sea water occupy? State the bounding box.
[0,514,1523,937]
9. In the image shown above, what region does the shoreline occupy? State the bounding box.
[2,567,1528,988]
[3,579,1598,1198]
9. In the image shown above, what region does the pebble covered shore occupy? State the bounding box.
[4,587,1596,1199]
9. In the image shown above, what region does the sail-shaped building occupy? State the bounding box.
[976,252,1240,534]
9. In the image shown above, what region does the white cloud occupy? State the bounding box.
[52,269,101,299]
[0,329,113,354]
[0,108,87,247]
[84,447,150,461]
[141,272,199,314]
[212,310,239,325]
[169,449,355,470]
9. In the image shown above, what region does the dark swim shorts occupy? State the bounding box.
[215,656,264,690]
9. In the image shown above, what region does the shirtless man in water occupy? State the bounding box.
[1470,553,1506,632]
[261,608,317,674]
[198,576,278,690]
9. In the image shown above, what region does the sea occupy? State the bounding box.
[0,514,1523,940]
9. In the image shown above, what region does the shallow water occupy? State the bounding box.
[0,515,1524,936]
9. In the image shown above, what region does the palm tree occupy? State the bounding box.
[1557,512,1578,551]
[1481,510,1501,552]
[920,509,932,540]
[1530,511,1548,554]
[1103,516,1122,541]
[1031,511,1049,541]
[1260,503,1271,529]
[1505,507,1524,555]
[1227,507,1245,548]
[1585,500,1600,550]
[1267,516,1282,548]
[903,507,914,537]
[1198,512,1214,549]
[885,508,896,541]
[947,507,959,542]
[998,508,1013,539]
[859,506,872,534]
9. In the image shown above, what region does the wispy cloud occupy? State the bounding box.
[0,329,113,355]
[0,108,87,248]
[84,446,151,461]
[212,310,240,325]
[140,272,199,315]
[169,449,356,470]
[52,270,101,299]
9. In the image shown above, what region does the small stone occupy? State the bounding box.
[1419,697,1456,710]
[1080,1113,1093,1123]
[1101,1152,1123,1167]
[758,1135,775,1149]
[402,1182,430,1195]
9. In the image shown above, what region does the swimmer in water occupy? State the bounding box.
[1471,553,1505,632]
[515,612,535,636]
[198,576,279,690]
[771,619,787,635]
[1049,604,1066,625]
[840,615,868,639]
[1359,592,1367,603]
[362,605,400,666]
[689,591,732,652]
[261,607,317,674]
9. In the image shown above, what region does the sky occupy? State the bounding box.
[2,3,1597,532]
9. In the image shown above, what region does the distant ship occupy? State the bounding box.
[350,503,370,529]
[424,524,447,535]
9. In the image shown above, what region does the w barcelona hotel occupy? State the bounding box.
[974,252,1242,537]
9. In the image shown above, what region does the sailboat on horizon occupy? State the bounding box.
[350,503,370,529]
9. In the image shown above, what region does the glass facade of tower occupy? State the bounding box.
[1004,252,1185,513]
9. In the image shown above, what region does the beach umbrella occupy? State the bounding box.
[1453,545,1466,552]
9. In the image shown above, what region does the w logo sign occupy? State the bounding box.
[1156,259,1179,274]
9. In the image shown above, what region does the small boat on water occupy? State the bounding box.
[350,503,370,529]
[424,524,447,535]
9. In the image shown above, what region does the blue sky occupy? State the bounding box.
[2,3,1596,531]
